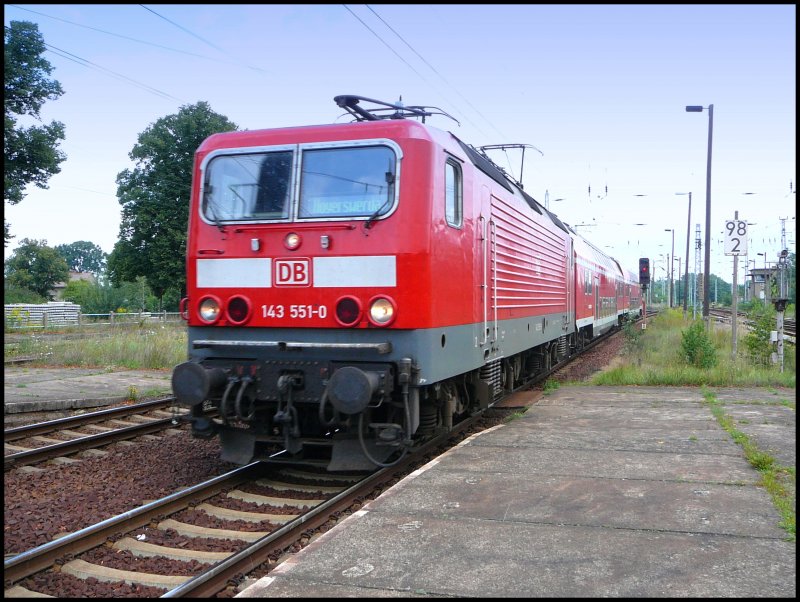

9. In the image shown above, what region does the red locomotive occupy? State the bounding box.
[171,95,643,471]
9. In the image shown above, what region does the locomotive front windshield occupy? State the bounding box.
[201,144,397,223]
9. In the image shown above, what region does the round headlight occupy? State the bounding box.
[198,296,222,323]
[368,296,396,326]
[284,232,302,250]
[226,295,251,325]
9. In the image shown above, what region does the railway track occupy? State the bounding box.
[4,398,189,471]
[709,307,796,342]
[4,414,487,598]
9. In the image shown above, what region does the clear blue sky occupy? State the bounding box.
[4,4,796,283]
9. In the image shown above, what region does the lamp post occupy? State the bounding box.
[757,253,768,303]
[544,190,565,210]
[747,258,756,302]
[686,104,713,328]
[675,192,692,318]
[664,228,675,307]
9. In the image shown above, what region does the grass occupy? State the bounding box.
[702,388,795,540]
[592,309,795,388]
[4,323,188,370]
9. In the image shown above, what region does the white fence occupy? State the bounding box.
[4,302,182,329]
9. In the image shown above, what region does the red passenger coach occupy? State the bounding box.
[623,268,644,321]
[172,95,638,471]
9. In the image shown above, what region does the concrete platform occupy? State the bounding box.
[3,366,173,426]
[237,385,796,598]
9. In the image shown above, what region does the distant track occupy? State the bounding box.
[3,397,189,471]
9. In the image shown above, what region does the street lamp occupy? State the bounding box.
[675,192,692,318]
[747,258,756,301]
[686,104,713,328]
[664,228,675,307]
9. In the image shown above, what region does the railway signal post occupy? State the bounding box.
[639,258,650,329]
[774,249,790,373]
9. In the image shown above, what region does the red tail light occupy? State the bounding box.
[335,296,362,327]
[226,295,251,325]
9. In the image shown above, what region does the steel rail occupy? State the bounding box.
[3,464,263,584]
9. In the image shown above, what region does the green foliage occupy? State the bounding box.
[109,101,238,300]
[621,318,644,355]
[61,275,178,314]
[54,241,107,275]
[4,238,69,299]
[542,379,559,393]
[3,282,46,304]
[4,307,31,329]
[4,21,66,246]
[743,302,776,366]
[680,320,718,368]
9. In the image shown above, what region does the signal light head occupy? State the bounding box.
[638,258,650,285]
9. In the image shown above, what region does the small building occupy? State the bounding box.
[748,267,776,303]
[50,271,97,300]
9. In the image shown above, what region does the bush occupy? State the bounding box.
[621,318,644,355]
[743,302,776,366]
[680,320,717,368]
[3,283,47,304]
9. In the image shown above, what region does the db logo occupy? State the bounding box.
[274,258,311,286]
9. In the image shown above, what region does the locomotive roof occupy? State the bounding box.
[333,96,566,230]
[197,95,572,239]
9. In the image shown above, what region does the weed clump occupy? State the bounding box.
[680,320,717,368]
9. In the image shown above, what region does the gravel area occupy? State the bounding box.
[4,432,235,554]
[548,329,627,384]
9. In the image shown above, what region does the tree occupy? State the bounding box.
[108,102,237,305]
[61,276,158,314]
[55,241,107,276]
[4,21,66,246]
[4,238,69,299]
[4,282,47,304]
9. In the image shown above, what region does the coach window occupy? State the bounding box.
[445,159,462,227]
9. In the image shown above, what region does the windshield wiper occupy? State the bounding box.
[364,172,395,230]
